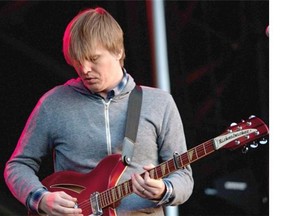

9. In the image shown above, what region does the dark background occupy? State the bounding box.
[0,1,269,215]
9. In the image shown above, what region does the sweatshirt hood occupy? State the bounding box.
[64,74,136,97]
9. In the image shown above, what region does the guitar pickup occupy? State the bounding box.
[90,192,103,215]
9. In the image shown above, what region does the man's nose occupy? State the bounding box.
[81,60,92,74]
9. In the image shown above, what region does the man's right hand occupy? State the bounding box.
[39,191,83,216]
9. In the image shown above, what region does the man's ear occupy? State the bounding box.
[116,49,123,60]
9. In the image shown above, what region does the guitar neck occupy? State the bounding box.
[98,139,216,208]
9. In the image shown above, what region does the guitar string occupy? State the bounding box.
[76,180,133,212]
[78,122,266,212]
[46,121,264,213]
[76,140,215,212]
[72,127,265,212]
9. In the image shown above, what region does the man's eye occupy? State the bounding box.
[91,57,99,63]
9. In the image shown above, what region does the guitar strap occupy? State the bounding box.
[122,85,143,165]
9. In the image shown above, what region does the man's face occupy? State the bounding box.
[74,44,123,96]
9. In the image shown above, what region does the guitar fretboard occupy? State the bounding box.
[98,139,216,208]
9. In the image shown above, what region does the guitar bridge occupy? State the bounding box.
[90,192,103,216]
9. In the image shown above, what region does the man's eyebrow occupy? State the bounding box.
[88,54,100,60]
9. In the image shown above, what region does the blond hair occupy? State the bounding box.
[63,7,125,67]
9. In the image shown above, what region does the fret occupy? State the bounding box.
[204,141,214,154]
[117,185,122,198]
[102,191,108,207]
[154,168,158,179]
[124,181,129,194]
[195,147,198,158]
[161,163,166,176]
[109,189,114,203]
[156,167,161,178]
[169,159,176,172]
[129,181,133,193]
[165,161,169,176]
[179,153,184,168]
[107,191,111,206]
[105,192,109,206]
[111,188,116,202]
[127,181,132,194]
[150,169,155,179]
[102,192,106,207]
[203,143,207,155]
[99,193,103,208]
[181,152,189,166]
[208,141,214,152]
[166,161,170,174]
[196,144,205,158]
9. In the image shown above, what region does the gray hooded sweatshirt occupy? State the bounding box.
[4,73,193,215]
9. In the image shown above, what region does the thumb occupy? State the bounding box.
[59,191,77,202]
[143,164,155,170]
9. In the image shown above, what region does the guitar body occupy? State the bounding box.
[38,154,126,216]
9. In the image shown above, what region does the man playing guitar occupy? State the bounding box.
[4,6,193,216]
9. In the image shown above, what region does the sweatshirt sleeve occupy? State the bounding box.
[4,96,52,207]
[157,94,194,206]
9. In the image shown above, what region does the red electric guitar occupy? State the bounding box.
[30,116,268,216]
